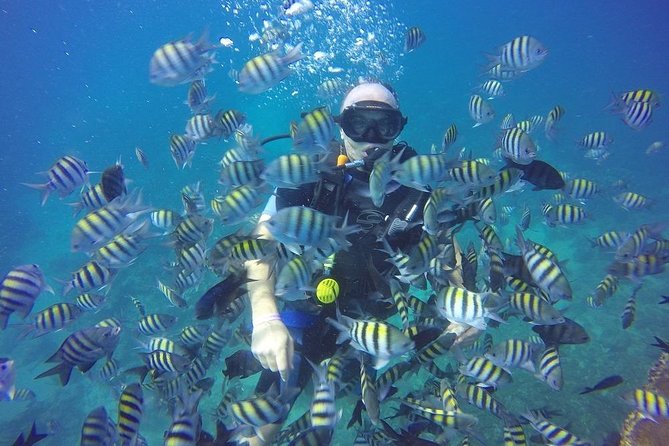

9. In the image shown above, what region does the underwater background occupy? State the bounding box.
[1,0,669,444]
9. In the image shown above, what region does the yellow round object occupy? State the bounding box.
[315,278,339,304]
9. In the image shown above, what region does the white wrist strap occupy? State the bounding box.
[253,313,281,327]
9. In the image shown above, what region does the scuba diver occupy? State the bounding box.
[244,81,479,444]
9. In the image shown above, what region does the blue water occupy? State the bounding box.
[1,0,668,444]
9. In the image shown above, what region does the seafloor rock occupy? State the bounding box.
[620,353,669,446]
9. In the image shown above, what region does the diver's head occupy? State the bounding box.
[336,82,407,161]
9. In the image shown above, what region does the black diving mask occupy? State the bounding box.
[335,101,407,144]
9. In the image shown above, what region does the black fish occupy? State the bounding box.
[659,295,669,304]
[223,349,263,379]
[12,422,48,446]
[195,272,248,320]
[579,375,624,395]
[502,252,536,285]
[532,317,590,345]
[505,159,565,190]
[101,163,127,202]
[651,336,669,353]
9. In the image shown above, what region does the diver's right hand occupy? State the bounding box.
[251,318,294,382]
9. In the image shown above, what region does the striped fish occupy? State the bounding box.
[447,160,496,186]
[459,356,513,388]
[492,35,548,71]
[63,260,115,296]
[442,123,458,152]
[308,359,341,428]
[71,192,147,252]
[117,383,144,445]
[317,78,346,98]
[503,424,527,446]
[135,147,149,169]
[230,390,293,433]
[98,358,119,381]
[260,153,324,189]
[0,264,53,329]
[590,231,629,248]
[157,280,187,308]
[485,63,524,81]
[623,100,653,130]
[469,94,495,127]
[405,26,426,52]
[456,382,513,421]
[400,397,478,430]
[500,113,516,130]
[80,406,115,446]
[216,109,247,139]
[164,390,203,446]
[436,286,504,331]
[326,308,415,369]
[138,313,177,335]
[219,159,265,190]
[185,80,214,114]
[536,346,563,390]
[211,185,265,225]
[94,231,148,268]
[544,105,565,140]
[621,290,637,329]
[185,113,218,142]
[619,89,661,107]
[202,328,228,357]
[178,243,206,273]
[237,43,304,94]
[23,155,89,206]
[578,131,613,149]
[28,302,83,338]
[393,153,452,191]
[170,134,197,169]
[369,149,402,208]
[71,183,108,216]
[499,127,537,164]
[515,119,535,134]
[613,191,650,210]
[516,227,572,302]
[509,292,564,325]
[149,31,214,86]
[150,209,183,232]
[478,79,504,98]
[485,339,536,372]
[522,411,588,445]
[179,324,211,347]
[174,215,213,245]
[293,107,336,152]
[608,254,666,281]
[563,178,599,199]
[474,168,523,200]
[143,350,190,373]
[74,292,106,312]
[266,206,359,251]
[544,203,587,227]
[622,389,669,422]
[35,325,121,385]
[96,317,122,329]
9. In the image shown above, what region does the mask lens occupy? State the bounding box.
[340,105,404,143]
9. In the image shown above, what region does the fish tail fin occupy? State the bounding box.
[283,42,304,65]
[35,362,74,386]
[21,182,51,206]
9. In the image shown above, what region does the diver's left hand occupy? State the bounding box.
[251,319,294,382]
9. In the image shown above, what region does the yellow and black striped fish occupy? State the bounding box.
[0,264,53,329]
[80,406,115,446]
[117,383,143,445]
[138,313,177,335]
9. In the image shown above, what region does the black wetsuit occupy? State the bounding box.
[258,142,429,389]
